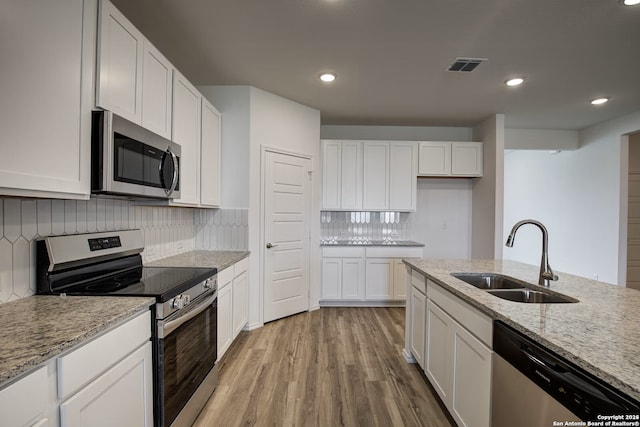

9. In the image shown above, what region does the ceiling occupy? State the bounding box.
[111,0,640,130]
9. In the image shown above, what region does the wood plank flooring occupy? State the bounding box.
[194,307,454,427]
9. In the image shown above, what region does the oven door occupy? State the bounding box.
[157,291,217,427]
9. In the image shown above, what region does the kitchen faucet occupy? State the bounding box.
[505,219,558,286]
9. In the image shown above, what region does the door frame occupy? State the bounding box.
[259,145,314,324]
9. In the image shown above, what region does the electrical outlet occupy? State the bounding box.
[592,273,598,281]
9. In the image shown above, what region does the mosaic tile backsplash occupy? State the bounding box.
[0,197,248,304]
[320,211,412,242]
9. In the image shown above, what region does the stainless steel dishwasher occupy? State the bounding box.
[492,321,640,427]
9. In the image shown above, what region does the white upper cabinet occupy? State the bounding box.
[389,142,417,211]
[451,142,483,176]
[321,140,362,210]
[97,0,174,138]
[362,142,390,210]
[322,140,417,211]
[96,0,144,123]
[418,141,483,177]
[141,41,173,139]
[0,0,96,199]
[171,71,202,206]
[200,98,221,207]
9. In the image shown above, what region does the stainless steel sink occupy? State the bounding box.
[450,272,578,304]
[486,289,578,304]
[451,273,527,290]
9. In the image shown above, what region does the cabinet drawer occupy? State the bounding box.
[0,365,49,427]
[58,310,151,399]
[234,257,249,276]
[322,247,365,258]
[411,269,426,294]
[427,280,492,347]
[218,266,234,288]
[365,247,423,258]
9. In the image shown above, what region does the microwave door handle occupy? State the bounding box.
[164,149,179,196]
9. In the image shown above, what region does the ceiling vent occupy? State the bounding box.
[447,57,487,72]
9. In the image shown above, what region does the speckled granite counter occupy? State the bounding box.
[321,239,424,247]
[403,258,640,401]
[0,295,154,387]
[145,250,250,271]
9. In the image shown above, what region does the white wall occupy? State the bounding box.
[321,125,473,141]
[200,86,321,328]
[472,114,505,259]
[505,128,578,150]
[413,179,472,259]
[503,110,640,285]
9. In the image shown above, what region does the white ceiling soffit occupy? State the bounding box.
[110,0,640,130]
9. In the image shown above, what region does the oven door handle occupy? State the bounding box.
[161,292,216,337]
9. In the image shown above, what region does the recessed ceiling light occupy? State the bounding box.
[319,73,336,83]
[591,97,609,105]
[620,0,640,6]
[505,77,525,87]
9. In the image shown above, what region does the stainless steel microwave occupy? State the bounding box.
[91,110,180,199]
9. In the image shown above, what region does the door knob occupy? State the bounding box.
[266,243,278,249]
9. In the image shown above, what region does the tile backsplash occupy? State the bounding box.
[320,211,412,242]
[0,198,248,304]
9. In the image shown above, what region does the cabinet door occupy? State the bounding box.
[321,140,341,209]
[410,287,427,369]
[141,40,173,139]
[172,71,201,206]
[362,142,389,210]
[321,258,342,300]
[392,259,408,300]
[389,143,417,211]
[0,0,93,199]
[341,257,365,300]
[200,99,221,207]
[451,322,492,427]
[365,258,393,299]
[217,282,233,359]
[418,142,451,176]
[340,141,363,210]
[451,142,483,177]
[60,342,153,427]
[232,270,248,337]
[96,0,143,123]
[0,365,51,427]
[425,300,452,404]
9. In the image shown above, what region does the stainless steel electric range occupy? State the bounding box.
[36,229,218,427]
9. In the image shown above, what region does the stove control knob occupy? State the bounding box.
[183,294,191,306]
[171,296,185,309]
[204,278,212,289]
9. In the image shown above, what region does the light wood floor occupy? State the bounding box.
[194,307,454,427]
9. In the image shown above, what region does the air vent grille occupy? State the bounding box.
[448,57,487,72]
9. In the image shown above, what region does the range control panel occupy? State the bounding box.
[88,236,122,251]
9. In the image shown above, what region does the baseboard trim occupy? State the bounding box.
[319,300,406,308]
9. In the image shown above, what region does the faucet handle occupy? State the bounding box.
[542,270,558,281]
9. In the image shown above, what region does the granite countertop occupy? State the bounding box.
[321,239,425,247]
[145,250,250,271]
[0,295,154,387]
[403,258,640,401]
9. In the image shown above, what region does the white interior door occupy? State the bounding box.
[263,150,311,323]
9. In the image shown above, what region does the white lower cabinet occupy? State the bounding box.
[0,310,153,427]
[321,248,366,301]
[0,365,53,427]
[410,275,492,427]
[58,310,153,427]
[60,342,153,427]
[217,267,234,360]
[410,286,427,369]
[321,247,422,304]
[217,257,249,360]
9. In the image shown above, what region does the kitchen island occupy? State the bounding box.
[403,258,640,403]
